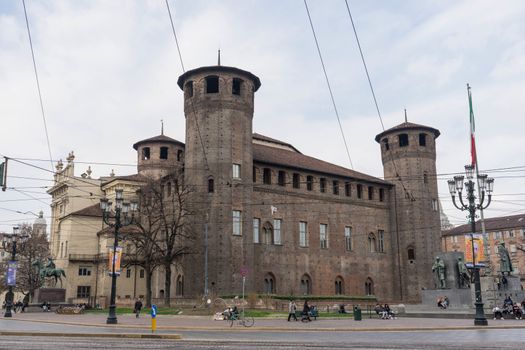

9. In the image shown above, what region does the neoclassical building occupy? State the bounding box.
[48,64,442,305]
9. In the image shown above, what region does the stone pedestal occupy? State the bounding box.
[481,275,524,309]
[33,288,66,303]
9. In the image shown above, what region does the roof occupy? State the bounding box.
[70,203,103,218]
[375,122,440,142]
[253,143,390,185]
[133,134,184,150]
[253,133,301,154]
[101,173,149,186]
[177,65,261,91]
[442,213,525,236]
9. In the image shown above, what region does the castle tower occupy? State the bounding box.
[375,121,441,301]
[177,65,261,296]
[132,134,184,180]
[33,210,47,236]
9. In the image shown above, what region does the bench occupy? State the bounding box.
[295,308,318,320]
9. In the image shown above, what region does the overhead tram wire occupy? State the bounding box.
[303,0,354,170]
[165,0,210,172]
[22,0,54,172]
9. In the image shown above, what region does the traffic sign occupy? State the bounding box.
[240,266,249,277]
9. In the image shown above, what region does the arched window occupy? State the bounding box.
[407,246,415,261]
[300,274,312,295]
[263,221,273,245]
[365,278,374,295]
[206,75,219,93]
[335,276,344,295]
[264,273,275,294]
[176,275,184,296]
[208,178,214,193]
[399,133,409,147]
[368,233,376,253]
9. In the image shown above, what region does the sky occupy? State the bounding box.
[1,0,524,233]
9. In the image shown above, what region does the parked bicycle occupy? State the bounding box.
[229,309,254,327]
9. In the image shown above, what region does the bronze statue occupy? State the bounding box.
[432,256,446,289]
[457,257,470,288]
[497,242,513,276]
[33,258,66,288]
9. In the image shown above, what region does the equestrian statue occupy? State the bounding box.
[32,258,66,288]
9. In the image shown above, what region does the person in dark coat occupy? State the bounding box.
[134,299,143,318]
[302,300,311,322]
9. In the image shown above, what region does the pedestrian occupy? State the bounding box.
[302,300,311,322]
[287,300,297,321]
[134,298,143,318]
[22,294,29,313]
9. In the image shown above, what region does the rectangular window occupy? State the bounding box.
[206,76,219,93]
[233,163,241,179]
[432,199,438,211]
[253,218,260,244]
[253,166,257,183]
[273,219,282,245]
[307,176,314,191]
[345,182,351,197]
[78,267,91,276]
[320,224,328,249]
[333,180,339,195]
[345,226,352,251]
[299,222,308,247]
[378,230,385,253]
[160,147,168,160]
[509,230,514,238]
[293,173,300,189]
[368,186,374,200]
[140,269,145,278]
[357,184,362,199]
[77,286,91,298]
[278,171,286,186]
[453,236,458,243]
[185,81,193,97]
[233,210,242,236]
[419,133,427,146]
[263,168,272,184]
[142,147,150,160]
[379,188,384,202]
[320,178,326,193]
[232,78,242,95]
[126,269,131,278]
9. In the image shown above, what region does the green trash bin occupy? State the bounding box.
[353,305,362,321]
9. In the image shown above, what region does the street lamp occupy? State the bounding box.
[100,189,138,324]
[2,226,29,317]
[448,165,494,326]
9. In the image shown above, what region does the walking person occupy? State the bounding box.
[302,300,311,322]
[287,300,298,321]
[134,298,143,318]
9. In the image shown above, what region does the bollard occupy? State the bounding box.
[151,304,157,333]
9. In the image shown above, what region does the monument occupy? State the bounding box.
[32,258,66,303]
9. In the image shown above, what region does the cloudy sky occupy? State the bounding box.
[1,0,524,233]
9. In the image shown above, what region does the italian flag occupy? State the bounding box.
[468,84,477,167]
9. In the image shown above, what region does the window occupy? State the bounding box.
[368,186,374,200]
[78,266,91,276]
[263,168,272,184]
[407,247,415,260]
[320,224,328,249]
[273,219,282,245]
[232,78,242,95]
[65,241,68,257]
[452,236,458,243]
[399,133,409,147]
[60,242,63,258]
[208,178,214,193]
[206,75,219,93]
[368,233,376,252]
[382,138,389,150]
[233,210,242,236]
[432,199,438,211]
[306,176,314,191]
[278,171,286,186]
[233,163,241,179]
[142,147,150,160]
[140,269,145,278]
[299,222,308,247]
[253,218,260,244]
[185,81,193,97]
[378,230,385,253]
[293,173,300,189]
[166,182,172,197]
[177,149,183,161]
[253,167,257,183]
[345,226,352,251]
[335,276,344,295]
[423,172,428,184]
[365,278,374,295]
[301,274,311,295]
[333,180,339,195]
[379,188,384,202]
[509,230,514,238]
[320,178,326,193]
[160,147,168,160]
[345,182,351,197]
[77,286,91,298]
[264,273,275,294]
[357,184,362,199]
[419,133,427,146]
[126,269,131,278]
[176,275,184,296]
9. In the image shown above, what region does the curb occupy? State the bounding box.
[0,331,182,339]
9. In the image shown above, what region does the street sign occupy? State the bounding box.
[151,304,157,333]
[151,304,157,318]
[240,266,249,277]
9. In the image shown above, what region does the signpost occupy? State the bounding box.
[151,304,157,333]
[240,266,248,314]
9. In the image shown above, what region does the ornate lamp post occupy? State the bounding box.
[100,189,137,324]
[447,164,494,326]
[3,226,29,317]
